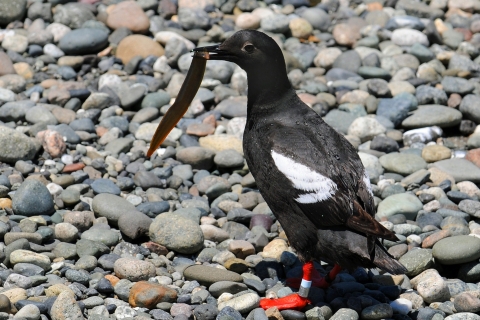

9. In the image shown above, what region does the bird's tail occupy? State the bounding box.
[316,227,408,275]
[373,239,408,275]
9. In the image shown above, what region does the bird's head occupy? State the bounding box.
[193,30,286,74]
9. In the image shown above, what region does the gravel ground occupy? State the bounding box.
[2,0,480,319]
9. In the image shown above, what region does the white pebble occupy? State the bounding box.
[43,43,64,58]
[46,183,63,196]
[215,125,226,135]
[44,159,56,166]
[407,234,422,246]
[390,298,412,315]
[61,154,73,165]
[125,194,142,206]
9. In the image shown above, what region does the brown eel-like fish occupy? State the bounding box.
[146,51,208,157]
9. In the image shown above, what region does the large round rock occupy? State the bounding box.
[12,180,54,216]
[176,147,215,170]
[377,193,423,220]
[184,265,243,286]
[0,126,37,164]
[379,152,427,176]
[433,235,480,265]
[0,0,27,26]
[114,257,156,282]
[149,213,204,254]
[58,28,109,55]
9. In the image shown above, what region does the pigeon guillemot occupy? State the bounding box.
[149,30,407,310]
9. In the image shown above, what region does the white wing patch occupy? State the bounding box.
[363,171,373,196]
[271,150,337,204]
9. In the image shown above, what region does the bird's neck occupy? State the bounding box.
[246,69,295,111]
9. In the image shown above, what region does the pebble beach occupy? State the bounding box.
[2,0,480,319]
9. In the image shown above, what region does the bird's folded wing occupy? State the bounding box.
[268,115,393,239]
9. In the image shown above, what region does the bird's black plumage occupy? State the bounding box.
[195,30,407,274]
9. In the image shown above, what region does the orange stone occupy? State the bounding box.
[367,2,383,11]
[116,35,164,65]
[62,163,86,173]
[422,230,451,248]
[96,126,109,137]
[0,198,12,209]
[105,274,120,287]
[129,281,177,309]
[466,149,480,168]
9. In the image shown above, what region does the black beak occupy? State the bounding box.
[193,44,230,60]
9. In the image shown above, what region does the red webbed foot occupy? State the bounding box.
[260,263,342,311]
[260,293,310,311]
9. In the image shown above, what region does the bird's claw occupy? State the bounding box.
[259,293,310,311]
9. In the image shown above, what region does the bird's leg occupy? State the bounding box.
[259,261,315,310]
[260,263,342,310]
[286,263,342,289]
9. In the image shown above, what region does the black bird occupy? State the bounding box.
[163,30,407,310]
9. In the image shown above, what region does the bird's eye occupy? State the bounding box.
[244,44,255,53]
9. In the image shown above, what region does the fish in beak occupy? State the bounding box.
[146,51,208,157]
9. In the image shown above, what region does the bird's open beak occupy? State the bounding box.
[193,44,230,60]
[146,52,207,157]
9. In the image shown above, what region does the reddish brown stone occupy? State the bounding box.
[189,185,199,197]
[466,149,480,168]
[202,114,216,128]
[141,242,169,256]
[422,230,451,248]
[36,130,66,158]
[448,93,462,108]
[186,123,215,137]
[63,163,85,173]
[129,281,177,309]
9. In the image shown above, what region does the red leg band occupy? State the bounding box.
[302,261,314,281]
[259,293,310,311]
